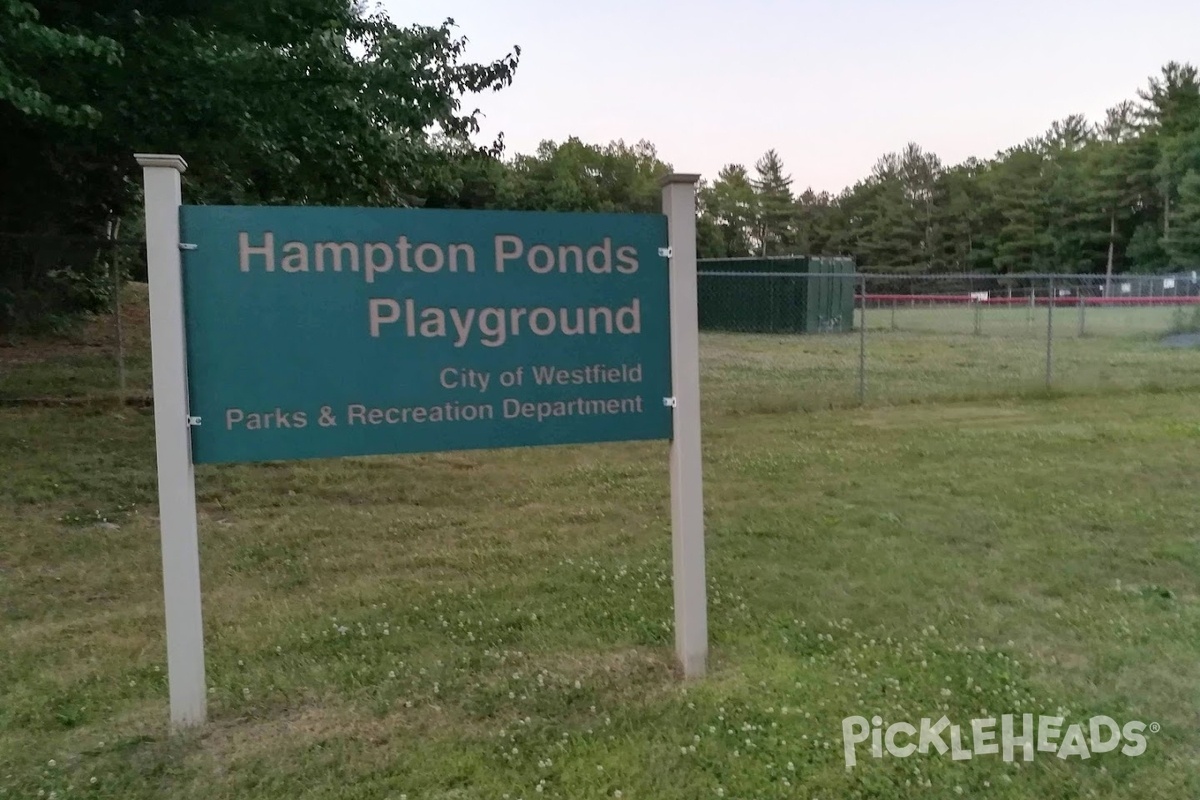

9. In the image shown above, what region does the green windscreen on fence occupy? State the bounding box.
[697,256,857,333]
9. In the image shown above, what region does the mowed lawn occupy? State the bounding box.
[3,289,1200,799]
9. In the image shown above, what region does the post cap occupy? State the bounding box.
[135,153,188,173]
[659,173,701,187]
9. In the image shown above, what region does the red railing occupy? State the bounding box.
[861,294,1200,307]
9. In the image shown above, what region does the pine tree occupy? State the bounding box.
[1041,116,1105,272]
[1138,62,1200,243]
[1127,223,1168,272]
[751,149,794,255]
[899,143,943,268]
[1093,102,1141,291]
[932,159,989,271]
[1167,170,1200,268]
[987,146,1054,273]
[698,164,758,257]
[794,188,840,255]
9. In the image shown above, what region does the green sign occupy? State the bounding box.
[179,206,673,463]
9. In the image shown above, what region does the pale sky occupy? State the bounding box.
[383,0,1199,194]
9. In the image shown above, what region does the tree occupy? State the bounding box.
[751,149,793,255]
[846,173,913,269]
[0,0,120,126]
[1,2,521,329]
[594,140,674,213]
[1040,115,1105,272]
[1153,128,1200,246]
[1137,62,1200,244]
[931,159,989,271]
[1093,102,1141,290]
[986,145,1054,273]
[500,137,671,213]
[1167,170,1200,267]
[1127,222,1168,272]
[1138,61,1200,137]
[898,143,943,268]
[793,188,841,256]
[843,143,943,270]
[698,164,757,258]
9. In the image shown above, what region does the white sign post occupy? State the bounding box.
[661,174,708,678]
[137,154,207,727]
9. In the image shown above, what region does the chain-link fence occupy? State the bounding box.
[8,246,1200,415]
[698,265,1200,414]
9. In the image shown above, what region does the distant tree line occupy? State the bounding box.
[454,62,1200,282]
[2,0,1197,329]
[697,62,1200,279]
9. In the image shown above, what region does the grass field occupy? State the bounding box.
[3,287,1200,798]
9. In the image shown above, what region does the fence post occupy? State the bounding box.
[858,275,867,405]
[1027,290,1034,328]
[973,298,982,336]
[890,296,897,331]
[1045,277,1055,390]
[106,222,127,403]
[1078,292,1086,337]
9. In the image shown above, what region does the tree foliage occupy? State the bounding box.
[751,149,793,256]
[498,138,671,214]
[698,164,756,258]
[0,1,519,329]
